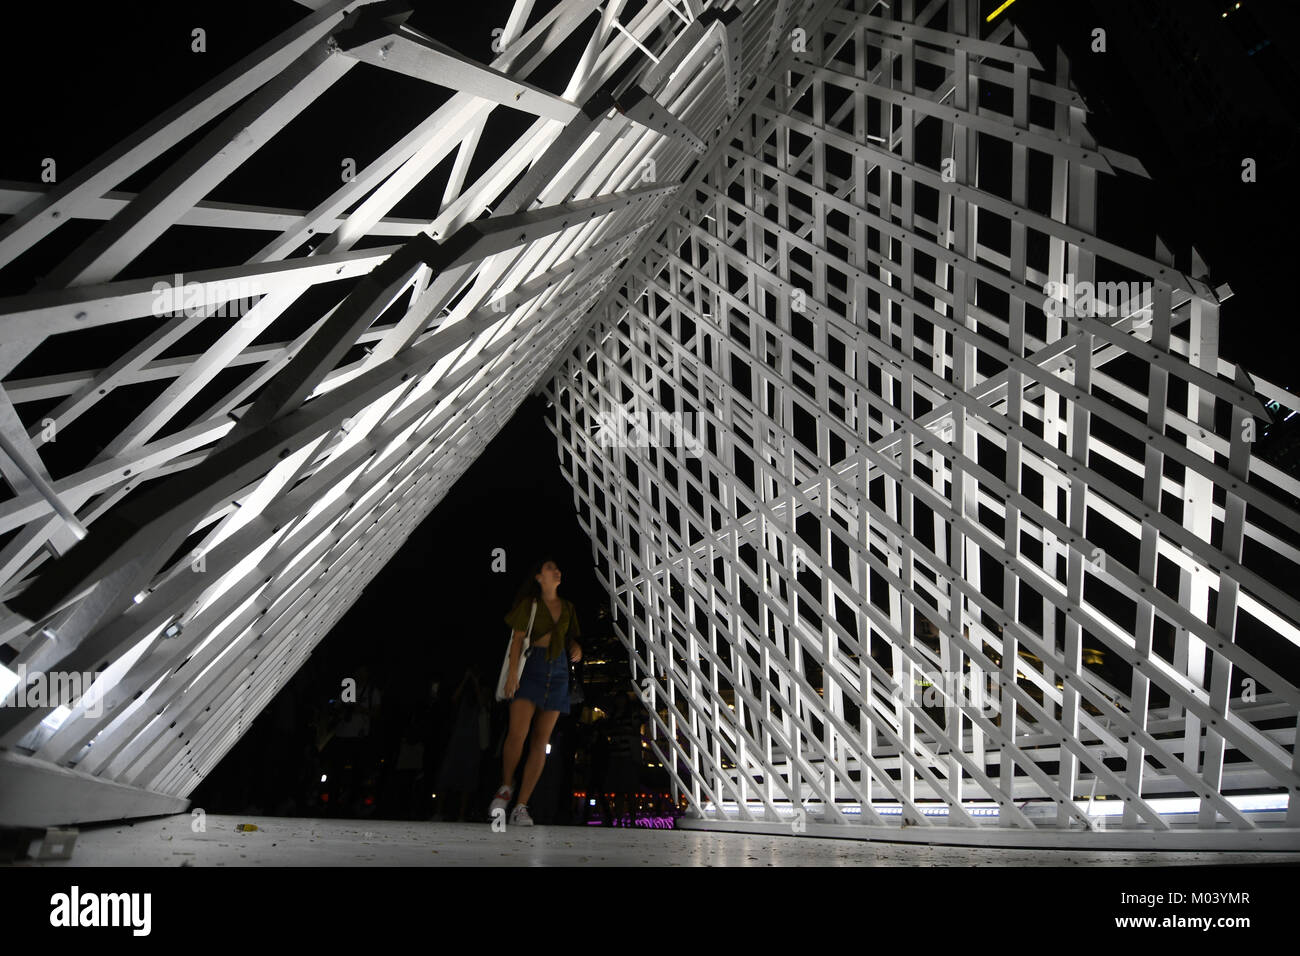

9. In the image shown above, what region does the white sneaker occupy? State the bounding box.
[509,804,534,826]
[489,784,513,820]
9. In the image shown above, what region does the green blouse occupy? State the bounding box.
[505,596,580,662]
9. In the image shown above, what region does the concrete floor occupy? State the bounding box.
[12,814,1300,866]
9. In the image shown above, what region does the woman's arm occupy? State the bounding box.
[508,631,527,672]
[501,597,533,692]
[504,631,527,696]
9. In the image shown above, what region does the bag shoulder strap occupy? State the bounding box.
[525,599,537,638]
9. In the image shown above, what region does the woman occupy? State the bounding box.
[489,557,582,825]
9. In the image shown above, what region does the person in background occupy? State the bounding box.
[329,664,381,815]
[598,688,644,826]
[393,717,427,819]
[436,666,488,821]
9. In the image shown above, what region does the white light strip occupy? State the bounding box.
[700,794,1290,819]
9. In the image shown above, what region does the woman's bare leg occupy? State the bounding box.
[517,708,560,805]
[501,698,535,788]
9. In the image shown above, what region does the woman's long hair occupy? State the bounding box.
[509,554,558,612]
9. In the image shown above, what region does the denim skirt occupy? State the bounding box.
[514,646,570,712]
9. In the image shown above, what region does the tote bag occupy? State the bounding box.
[494,599,537,702]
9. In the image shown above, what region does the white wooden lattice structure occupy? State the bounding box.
[0,0,1297,849]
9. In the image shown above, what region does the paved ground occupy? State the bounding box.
[12,814,1300,866]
